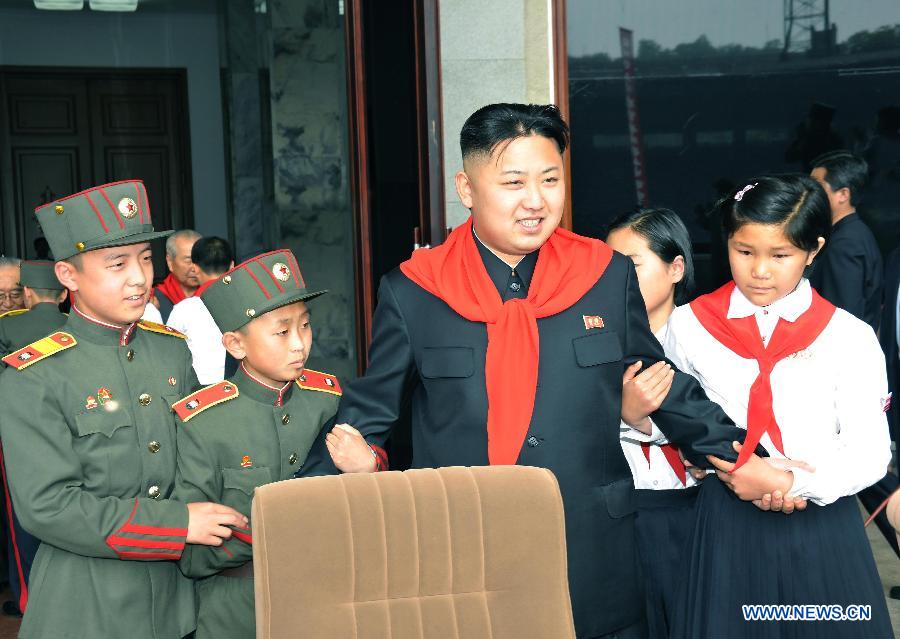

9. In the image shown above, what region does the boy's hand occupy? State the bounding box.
[621,360,674,433]
[327,423,377,473]
[707,442,795,501]
[186,503,248,545]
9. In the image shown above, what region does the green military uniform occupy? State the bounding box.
[172,249,341,639]
[0,261,67,362]
[0,181,199,639]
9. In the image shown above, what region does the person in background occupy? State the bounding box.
[0,257,23,315]
[154,229,202,322]
[606,207,702,639]
[167,237,234,384]
[809,150,882,331]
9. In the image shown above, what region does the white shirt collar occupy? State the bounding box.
[727,278,812,323]
[472,227,526,270]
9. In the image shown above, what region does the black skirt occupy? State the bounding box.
[634,486,700,639]
[670,477,893,639]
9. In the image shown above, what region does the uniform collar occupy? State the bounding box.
[67,305,138,346]
[727,278,812,323]
[28,302,63,317]
[235,362,294,407]
[472,227,538,297]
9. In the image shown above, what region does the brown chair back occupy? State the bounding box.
[252,465,576,638]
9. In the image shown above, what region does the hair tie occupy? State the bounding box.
[734,183,758,202]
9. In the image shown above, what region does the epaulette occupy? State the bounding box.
[137,320,185,339]
[172,380,239,422]
[296,368,342,396]
[0,309,28,320]
[2,332,76,370]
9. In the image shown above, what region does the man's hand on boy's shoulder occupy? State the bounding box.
[326,423,378,473]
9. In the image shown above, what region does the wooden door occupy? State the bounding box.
[0,68,193,269]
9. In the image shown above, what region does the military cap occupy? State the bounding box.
[201,249,325,333]
[35,180,171,261]
[19,260,63,290]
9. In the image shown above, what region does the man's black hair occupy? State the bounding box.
[460,103,569,161]
[810,150,868,206]
[191,236,233,275]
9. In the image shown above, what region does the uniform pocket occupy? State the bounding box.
[572,331,623,368]
[421,346,475,379]
[593,477,636,519]
[74,410,131,438]
[222,467,273,496]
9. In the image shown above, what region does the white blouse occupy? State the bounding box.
[663,278,891,506]
[619,321,699,491]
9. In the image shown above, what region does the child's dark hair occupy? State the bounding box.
[721,175,830,251]
[810,150,868,205]
[606,207,695,305]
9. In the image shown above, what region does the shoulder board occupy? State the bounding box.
[172,380,239,422]
[297,369,342,396]
[2,332,76,370]
[137,320,185,339]
[0,309,28,320]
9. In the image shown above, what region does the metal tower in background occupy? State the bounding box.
[783,0,835,56]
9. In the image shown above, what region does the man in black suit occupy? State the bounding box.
[327,104,793,639]
[809,151,883,331]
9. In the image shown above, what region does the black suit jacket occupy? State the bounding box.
[809,212,883,331]
[879,248,900,445]
[334,250,746,638]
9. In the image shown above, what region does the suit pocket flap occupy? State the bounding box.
[421,347,475,379]
[595,477,636,518]
[573,331,623,367]
[222,467,273,496]
[74,411,130,438]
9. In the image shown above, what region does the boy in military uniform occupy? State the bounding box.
[0,180,248,639]
[0,260,67,616]
[173,249,383,639]
[0,260,67,361]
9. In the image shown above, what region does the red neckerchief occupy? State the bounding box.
[155,272,190,305]
[640,443,687,486]
[400,217,613,465]
[689,281,835,471]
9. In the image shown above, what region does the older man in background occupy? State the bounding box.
[153,229,202,322]
[0,257,24,315]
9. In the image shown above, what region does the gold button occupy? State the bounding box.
[288,453,298,465]
[246,308,255,317]
[138,393,151,406]
[75,242,85,252]
[126,349,134,361]
[148,485,161,499]
[222,275,232,284]
[282,414,291,425]
[148,441,160,454]
[55,204,64,215]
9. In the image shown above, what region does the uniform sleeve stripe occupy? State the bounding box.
[119,523,189,537]
[107,536,185,551]
[115,551,182,561]
[232,529,252,545]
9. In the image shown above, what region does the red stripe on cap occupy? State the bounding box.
[285,251,305,288]
[243,263,272,299]
[133,182,144,224]
[83,193,110,234]
[97,188,126,229]
[138,183,151,224]
[255,256,285,294]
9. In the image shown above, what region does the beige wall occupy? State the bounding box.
[439,0,556,228]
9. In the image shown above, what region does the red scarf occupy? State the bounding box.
[155,272,191,305]
[690,281,835,471]
[640,443,687,486]
[400,218,613,465]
